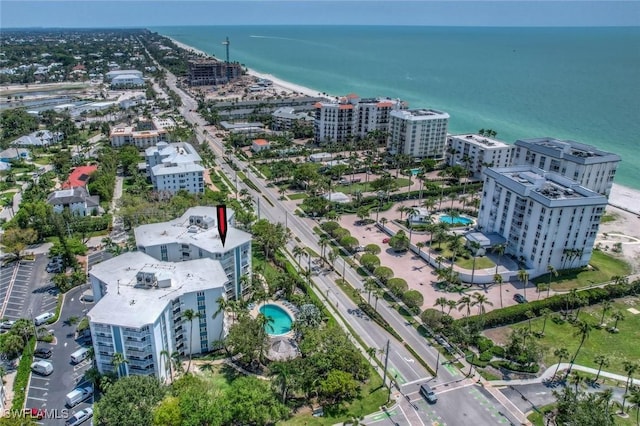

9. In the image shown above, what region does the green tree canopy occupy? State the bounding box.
[96,375,165,426]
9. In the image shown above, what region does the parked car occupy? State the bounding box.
[31,360,53,376]
[420,383,438,403]
[0,320,15,330]
[29,408,45,420]
[70,347,90,364]
[46,264,63,273]
[65,407,93,426]
[34,312,55,326]
[513,293,528,304]
[382,238,390,243]
[65,386,93,407]
[34,347,52,359]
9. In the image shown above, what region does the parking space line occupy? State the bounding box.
[27,396,47,401]
[29,386,48,391]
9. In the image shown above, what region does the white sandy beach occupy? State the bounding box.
[168,37,640,214]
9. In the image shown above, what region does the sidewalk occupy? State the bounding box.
[490,363,640,387]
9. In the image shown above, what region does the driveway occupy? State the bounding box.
[1,255,57,322]
[26,285,94,426]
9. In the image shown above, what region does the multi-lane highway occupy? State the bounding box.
[165,70,527,425]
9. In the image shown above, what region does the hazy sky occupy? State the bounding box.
[2,1,639,28]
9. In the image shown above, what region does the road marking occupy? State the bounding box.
[27,396,47,401]
[29,386,48,391]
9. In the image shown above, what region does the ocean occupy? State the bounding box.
[152,26,640,189]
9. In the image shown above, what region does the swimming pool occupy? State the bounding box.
[410,168,422,176]
[259,304,293,336]
[439,215,473,226]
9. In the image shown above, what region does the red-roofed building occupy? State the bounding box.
[251,139,271,152]
[62,165,98,189]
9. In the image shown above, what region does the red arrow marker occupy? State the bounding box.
[216,205,228,247]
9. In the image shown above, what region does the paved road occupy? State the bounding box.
[26,285,94,426]
[160,65,526,424]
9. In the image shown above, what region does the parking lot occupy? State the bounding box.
[26,285,94,426]
[0,260,35,320]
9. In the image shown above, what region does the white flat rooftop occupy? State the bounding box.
[88,251,227,327]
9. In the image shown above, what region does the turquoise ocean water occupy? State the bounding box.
[152,26,640,189]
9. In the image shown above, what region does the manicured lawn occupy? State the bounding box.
[287,192,308,200]
[533,250,631,291]
[255,163,272,179]
[456,256,495,270]
[33,157,53,166]
[528,403,638,426]
[497,298,640,376]
[333,177,412,194]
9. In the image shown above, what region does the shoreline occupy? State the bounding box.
[165,36,640,215]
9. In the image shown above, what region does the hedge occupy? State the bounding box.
[490,360,540,374]
[320,221,340,233]
[457,279,640,329]
[402,290,424,311]
[387,278,408,297]
[358,302,403,342]
[360,254,381,271]
[12,337,36,410]
[373,266,394,282]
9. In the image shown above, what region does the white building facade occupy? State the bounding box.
[387,109,450,159]
[88,252,227,382]
[314,95,404,144]
[145,142,204,195]
[134,207,252,299]
[477,166,607,278]
[447,134,514,179]
[513,138,621,197]
[110,117,175,149]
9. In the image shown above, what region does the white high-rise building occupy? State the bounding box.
[314,94,404,144]
[88,252,227,381]
[513,138,620,197]
[145,142,204,195]
[387,109,449,159]
[478,165,607,277]
[134,207,252,300]
[447,134,514,179]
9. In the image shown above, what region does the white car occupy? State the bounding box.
[65,407,93,426]
[0,320,15,330]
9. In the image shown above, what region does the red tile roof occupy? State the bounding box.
[377,101,394,107]
[62,165,98,189]
[339,104,354,110]
[253,139,269,146]
[346,93,359,99]
[313,102,323,108]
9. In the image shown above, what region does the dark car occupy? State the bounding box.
[420,383,438,403]
[34,347,52,359]
[513,293,528,304]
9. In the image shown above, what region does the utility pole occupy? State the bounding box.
[383,339,391,402]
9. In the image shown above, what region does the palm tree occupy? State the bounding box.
[599,300,613,326]
[469,241,482,286]
[553,347,570,379]
[416,241,425,257]
[546,265,558,298]
[471,292,493,316]
[457,295,473,318]
[363,278,378,304]
[111,352,128,377]
[160,349,173,383]
[373,289,384,311]
[517,269,529,300]
[327,248,338,270]
[445,299,457,315]
[183,309,201,373]
[270,362,292,404]
[434,297,448,313]
[318,235,329,261]
[626,386,640,425]
[623,361,639,395]
[569,370,583,393]
[594,355,610,382]
[525,310,535,333]
[492,243,506,277]
[540,308,552,335]
[493,273,504,308]
[569,320,593,371]
[611,310,625,331]
[292,246,306,266]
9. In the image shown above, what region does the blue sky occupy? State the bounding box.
[2,1,639,28]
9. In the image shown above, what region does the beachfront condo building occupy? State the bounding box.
[314,94,405,144]
[110,117,175,149]
[187,59,242,86]
[88,252,227,381]
[447,134,514,179]
[145,141,204,195]
[477,165,607,278]
[134,207,252,300]
[387,109,450,159]
[513,138,621,197]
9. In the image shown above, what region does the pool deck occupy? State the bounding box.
[249,300,297,338]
